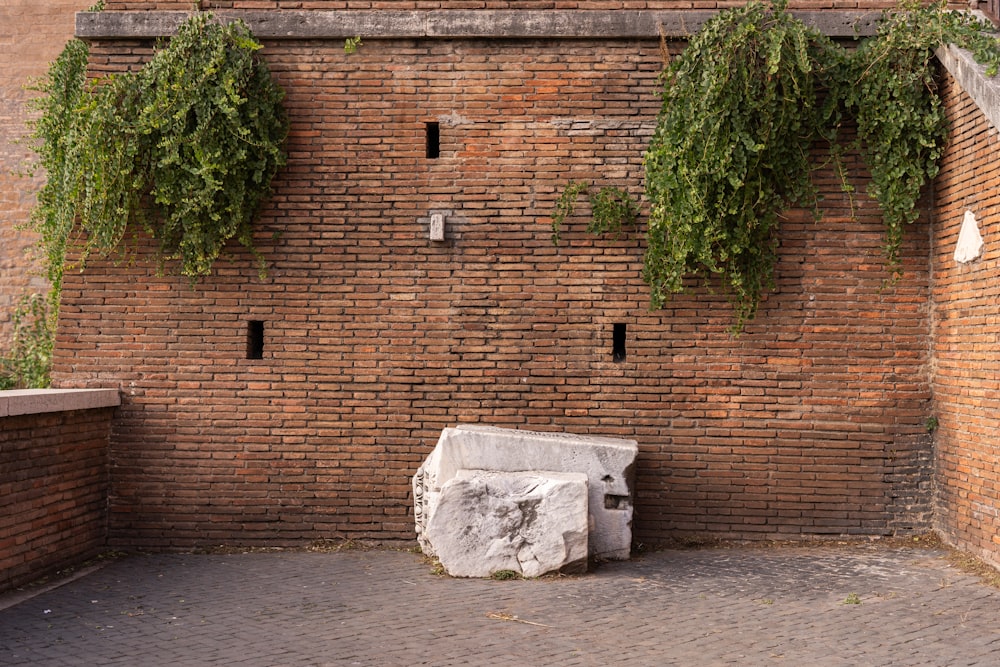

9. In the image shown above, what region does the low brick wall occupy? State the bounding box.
[0,389,119,592]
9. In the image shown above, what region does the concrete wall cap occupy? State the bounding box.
[937,38,1000,134]
[76,9,880,40]
[0,388,121,418]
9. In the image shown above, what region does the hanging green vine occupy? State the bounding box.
[8,12,287,389]
[555,0,1000,332]
[642,0,842,331]
[9,33,92,390]
[27,12,288,283]
[847,1,1000,273]
[26,37,90,310]
[137,14,288,277]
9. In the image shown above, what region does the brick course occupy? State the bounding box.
[52,27,936,549]
[0,408,114,592]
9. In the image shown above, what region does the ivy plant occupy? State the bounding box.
[846,1,1000,273]
[643,0,842,331]
[27,12,288,284]
[550,181,639,244]
[10,35,91,390]
[555,0,1000,332]
[10,12,288,389]
[26,37,90,310]
[137,14,288,277]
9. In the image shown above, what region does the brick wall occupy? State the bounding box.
[52,29,935,549]
[0,0,88,344]
[0,408,114,592]
[932,70,1000,570]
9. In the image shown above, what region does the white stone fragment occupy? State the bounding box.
[425,470,589,578]
[414,425,638,561]
[954,210,985,264]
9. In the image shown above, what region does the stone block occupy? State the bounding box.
[425,470,589,578]
[414,425,638,561]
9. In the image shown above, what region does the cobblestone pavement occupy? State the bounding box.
[2,544,999,666]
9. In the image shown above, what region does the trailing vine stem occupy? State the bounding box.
[25,37,91,315]
[9,11,287,388]
[554,0,1000,332]
[136,14,288,278]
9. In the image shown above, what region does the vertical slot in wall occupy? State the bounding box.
[425,121,440,159]
[247,320,264,360]
[612,323,627,362]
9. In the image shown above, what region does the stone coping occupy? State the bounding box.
[76,9,881,40]
[0,388,121,418]
[938,39,1000,133]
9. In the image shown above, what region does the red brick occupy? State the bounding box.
[0,409,113,592]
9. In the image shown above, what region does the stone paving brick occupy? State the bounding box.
[1,545,999,666]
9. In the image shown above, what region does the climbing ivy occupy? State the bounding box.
[846,1,1000,273]
[27,12,288,284]
[8,12,288,389]
[555,0,1000,332]
[550,181,639,245]
[643,0,842,331]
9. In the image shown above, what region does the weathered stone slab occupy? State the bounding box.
[414,425,638,561]
[425,470,589,578]
[77,9,881,40]
[0,388,120,418]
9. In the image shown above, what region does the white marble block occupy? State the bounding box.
[414,425,639,562]
[425,470,589,578]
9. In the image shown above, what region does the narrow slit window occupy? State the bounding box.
[425,121,440,159]
[612,323,627,362]
[247,320,264,360]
